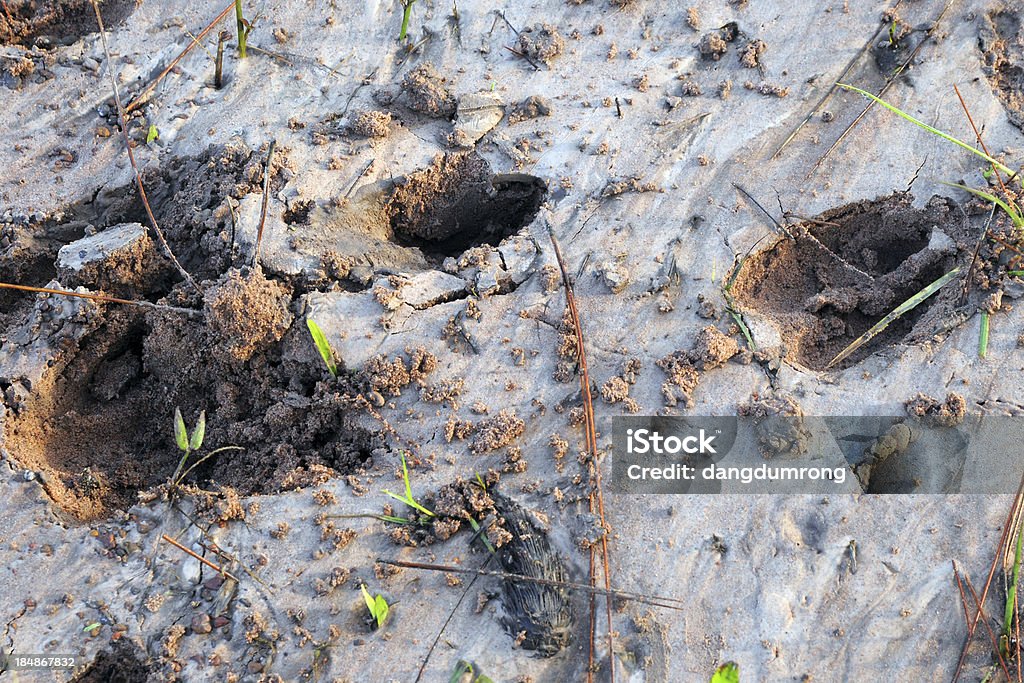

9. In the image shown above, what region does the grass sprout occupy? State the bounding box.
[979,311,991,359]
[826,267,961,369]
[837,83,1019,182]
[234,0,251,58]
[383,452,435,518]
[360,584,390,630]
[1002,522,1024,659]
[306,317,338,377]
[450,660,494,683]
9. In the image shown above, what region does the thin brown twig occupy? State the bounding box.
[953,472,1024,681]
[548,225,614,683]
[0,282,202,317]
[91,1,202,295]
[953,561,973,627]
[961,569,1014,682]
[502,45,541,71]
[253,139,276,269]
[161,534,240,582]
[125,2,236,112]
[953,84,1013,199]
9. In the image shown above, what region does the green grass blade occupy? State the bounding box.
[979,312,990,359]
[826,268,961,368]
[1003,521,1024,649]
[937,181,1024,229]
[468,516,496,554]
[400,452,413,500]
[378,514,412,524]
[360,584,375,614]
[306,318,338,377]
[837,83,1018,181]
[382,489,435,518]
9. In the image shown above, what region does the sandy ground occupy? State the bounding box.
[2,0,1024,681]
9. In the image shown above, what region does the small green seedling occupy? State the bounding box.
[146,125,159,144]
[234,0,251,58]
[398,0,417,42]
[383,452,435,518]
[306,318,338,377]
[710,661,739,683]
[169,407,243,486]
[360,584,390,629]
[171,407,206,483]
[450,660,494,683]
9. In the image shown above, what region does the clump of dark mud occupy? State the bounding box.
[980,9,1024,131]
[204,267,292,362]
[386,152,546,256]
[72,640,152,683]
[0,0,137,49]
[656,326,739,408]
[732,193,972,370]
[904,391,966,427]
[699,22,740,60]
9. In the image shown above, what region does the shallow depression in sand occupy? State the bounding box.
[731,193,968,370]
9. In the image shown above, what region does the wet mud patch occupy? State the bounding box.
[732,194,968,370]
[980,8,1024,131]
[71,641,152,683]
[2,268,381,521]
[0,0,138,49]
[386,152,546,258]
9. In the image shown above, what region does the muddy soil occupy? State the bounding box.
[732,193,971,370]
[2,266,384,521]
[0,0,137,49]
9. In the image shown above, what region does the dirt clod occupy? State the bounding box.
[401,64,457,118]
[519,23,565,64]
[904,392,967,427]
[205,267,293,362]
[508,95,553,124]
[471,409,526,454]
